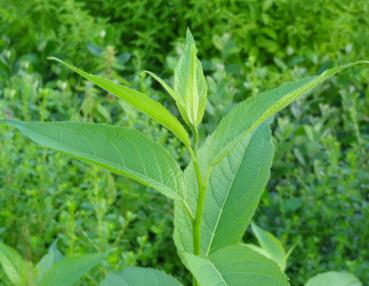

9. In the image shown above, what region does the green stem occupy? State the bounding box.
[189,127,206,286]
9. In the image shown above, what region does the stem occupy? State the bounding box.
[192,156,205,256]
[189,127,206,286]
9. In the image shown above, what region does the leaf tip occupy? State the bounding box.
[47,56,60,62]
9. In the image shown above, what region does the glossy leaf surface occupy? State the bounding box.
[174,124,274,255]
[6,121,184,200]
[174,29,207,126]
[207,61,369,167]
[0,243,29,286]
[48,57,191,147]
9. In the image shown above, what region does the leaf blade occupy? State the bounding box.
[251,222,286,271]
[0,243,29,286]
[7,121,184,200]
[174,124,274,255]
[39,253,104,286]
[174,29,207,126]
[208,61,369,166]
[305,271,362,286]
[48,57,191,147]
[100,267,184,286]
[185,245,289,286]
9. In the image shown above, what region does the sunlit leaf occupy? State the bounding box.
[6,121,184,200]
[174,124,274,256]
[174,28,207,126]
[48,57,191,147]
[207,61,369,167]
[36,240,64,282]
[0,243,30,286]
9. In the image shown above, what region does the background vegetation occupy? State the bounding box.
[0,0,368,285]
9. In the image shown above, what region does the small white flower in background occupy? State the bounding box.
[216,63,225,71]
[4,50,11,59]
[345,43,353,53]
[349,85,355,93]
[61,81,68,91]
[99,30,106,38]
[287,46,294,55]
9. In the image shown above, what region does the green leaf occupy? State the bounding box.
[145,71,178,102]
[250,222,286,271]
[305,271,362,286]
[6,120,184,200]
[174,124,274,255]
[39,253,104,286]
[36,240,64,281]
[174,28,207,126]
[0,243,30,286]
[48,57,191,148]
[184,245,289,286]
[207,61,369,167]
[100,267,184,286]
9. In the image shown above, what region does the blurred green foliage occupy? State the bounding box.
[0,0,368,285]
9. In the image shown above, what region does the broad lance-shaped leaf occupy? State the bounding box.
[0,243,31,286]
[174,61,368,257]
[184,245,289,286]
[145,71,178,103]
[207,61,369,167]
[6,121,184,200]
[247,223,287,271]
[48,57,191,148]
[36,240,64,282]
[39,253,105,286]
[305,271,362,286]
[174,28,207,126]
[174,124,274,255]
[100,267,184,286]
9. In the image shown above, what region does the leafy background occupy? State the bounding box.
[0,0,368,285]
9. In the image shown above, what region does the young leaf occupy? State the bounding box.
[184,245,289,286]
[48,57,191,148]
[305,271,362,286]
[174,124,274,256]
[250,222,286,271]
[206,61,369,168]
[6,120,184,201]
[145,71,178,102]
[39,253,105,286]
[36,240,64,281]
[0,243,29,286]
[100,267,184,286]
[174,28,207,126]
